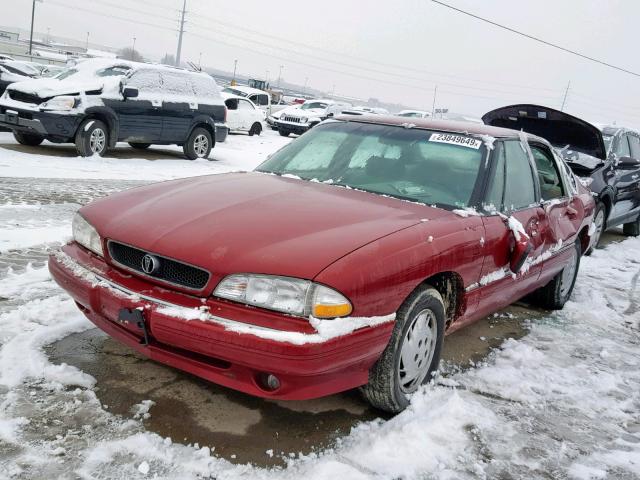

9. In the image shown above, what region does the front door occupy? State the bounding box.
[611,133,640,222]
[110,70,163,142]
[475,139,549,317]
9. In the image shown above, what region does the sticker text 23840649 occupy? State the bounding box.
[429,133,482,149]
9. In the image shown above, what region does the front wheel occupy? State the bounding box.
[360,286,445,413]
[278,129,290,137]
[183,127,212,160]
[14,131,44,146]
[248,123,262,136]
[529,240,581,310]
[75,119,109,157]
[623,215,640,236]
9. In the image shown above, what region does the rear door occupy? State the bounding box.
[529,143,582,281]
[111,69,163,142]
[477,139,548,314]
[611,133,640,221]
[159,70,196,143]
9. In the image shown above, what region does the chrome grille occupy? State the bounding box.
[282,115,301,123]
[9,91,42,105]
[107,241,210,290]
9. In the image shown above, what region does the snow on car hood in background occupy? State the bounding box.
[7,77,109,98]
[79,172,447,282]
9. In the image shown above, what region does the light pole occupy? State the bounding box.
[198,52,202,69]
[303,77,308,94]
[28,0,39,56]
[277,65,284,88]
[46,27,50,44]
[131,37,136,60]
[232,59,237,82]
[86,31,90,52]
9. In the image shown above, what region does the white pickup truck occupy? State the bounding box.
[222,85,289,118]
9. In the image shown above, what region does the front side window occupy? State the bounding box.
[257,122,487,208]
[615,135,631,158]
[531,145,565,201]
[126,70,162,95]
[628,135,640,159]
[96,66,131,77]
[503,140,537,210]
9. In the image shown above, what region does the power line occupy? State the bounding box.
[187,7,561,94]
[82,0,180,23]
[431,0,640,78]
[186,20,562,101]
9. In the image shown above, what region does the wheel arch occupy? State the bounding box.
[82,107,119,147]
[415,271,465,329]
[598,188,614,220]
[188,116,216,145]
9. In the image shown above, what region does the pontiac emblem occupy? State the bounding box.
[141,254,160,274]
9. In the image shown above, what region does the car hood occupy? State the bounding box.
[482,104,607,160]
[7,78,105,99]
[81,172,445,284]
[561,149,604,172]
[294,108,326,117]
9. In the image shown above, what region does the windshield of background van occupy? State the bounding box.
[257,122,487,208]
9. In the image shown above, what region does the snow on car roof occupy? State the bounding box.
[226,85,269,95]
[336,114,548,141]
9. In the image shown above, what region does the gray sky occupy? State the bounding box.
[5,0,640,128]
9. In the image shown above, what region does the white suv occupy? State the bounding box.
[276,99,351,136]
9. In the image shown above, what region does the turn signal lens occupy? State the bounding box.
[311,285,352,319]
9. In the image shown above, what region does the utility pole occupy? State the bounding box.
[431,85,438,117]
[131,37,136,60]
[46,27,50,44]
[277,65,284,88]
[560,81,571,111]
[28,0,37,56]
[303,77,308,94]
[175,0,187,67]
[232,59,237,81]
[86,32,90,51]
[198,52,202,69]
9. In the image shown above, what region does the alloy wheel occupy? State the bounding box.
[193,134,209,157]
[592,209,605,249]
[559,248,578,299]
[89,128,106,154]
[398,308,438,393]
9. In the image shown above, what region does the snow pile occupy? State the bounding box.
[452,207,481,218]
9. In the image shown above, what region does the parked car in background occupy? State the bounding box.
[276,98,351,136]
[0,54,15,61]
[221,92,265,136]
[222,85,288,118]
[49,115,594,414]
[267,103,300,129]
[0,58,226,159]
[398,109,431,118]
[342,106,389,116]
[483,105,640,250]
[0,64,33,96]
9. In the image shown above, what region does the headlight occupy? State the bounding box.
[39,95,76,111]
[300,117,308,123]
[214,274,352,318]
[72,213,103,256]
[1,90,8,100]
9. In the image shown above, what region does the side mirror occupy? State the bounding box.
[327,112,334,117]
[617,156,640,169]
[122,86,138,99]
[510,235,533,274]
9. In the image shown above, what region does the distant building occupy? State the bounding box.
[0,30,19,42]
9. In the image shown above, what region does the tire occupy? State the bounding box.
[248,123,262,136]
[183,127,212,160]
[585,202,606,256]
[129,142,151,150]
[14,131,44,146]
[529,240,581,310]
[75,119,109,157]
[278,129,290,137]
[360,286,445,413]
[623,215,640,236]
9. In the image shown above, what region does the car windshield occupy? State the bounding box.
[301,102,328,110]
[256,122,487,208]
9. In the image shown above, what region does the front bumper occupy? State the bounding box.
[276,120,311,135]
[48,243,393,400]
[0,104,81,140]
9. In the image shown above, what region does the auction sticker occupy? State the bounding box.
[429,133,482,149]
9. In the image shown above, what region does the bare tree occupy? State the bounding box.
[160,53,175,66]
[118,47,144,62]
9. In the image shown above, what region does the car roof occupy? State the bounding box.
[335,114,547,142]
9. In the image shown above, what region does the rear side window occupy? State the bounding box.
[191,74,219,98]
[531,145,565,200]
[160,71,193,98]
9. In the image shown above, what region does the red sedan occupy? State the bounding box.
[49,115,595,412]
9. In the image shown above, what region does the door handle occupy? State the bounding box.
[566,205,578,218]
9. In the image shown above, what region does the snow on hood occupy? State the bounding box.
[7,77,108,98]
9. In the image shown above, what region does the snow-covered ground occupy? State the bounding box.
[1,131,639,479]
